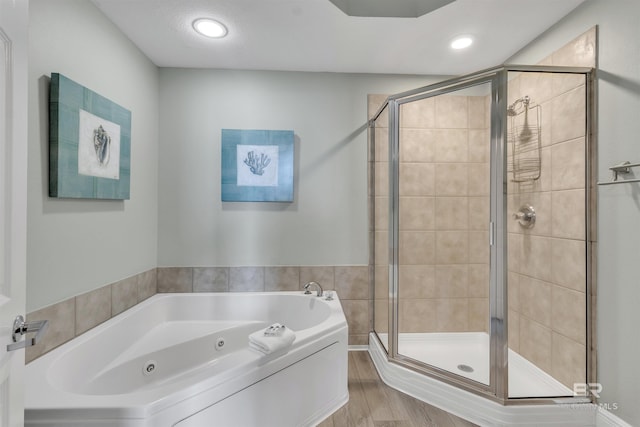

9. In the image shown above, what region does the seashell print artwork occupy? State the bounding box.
[93,125,111,166]
[77,108,121,181]
[49,73,131,199]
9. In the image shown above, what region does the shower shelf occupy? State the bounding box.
[507,96,542,183]
[597,161,640,185]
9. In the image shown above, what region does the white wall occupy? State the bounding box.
[27,0,159,311]
[509,1,640,424]
[158,69,439,267]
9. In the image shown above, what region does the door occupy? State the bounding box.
[0,0,29,425]
[392,80,494,389]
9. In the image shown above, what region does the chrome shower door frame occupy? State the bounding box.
[374,64,594,405]
[386,69,503,399]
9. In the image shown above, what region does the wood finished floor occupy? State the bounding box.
[318,351,479,427]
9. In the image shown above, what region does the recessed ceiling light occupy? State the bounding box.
[450,36,473,50]
[193,18,228,39]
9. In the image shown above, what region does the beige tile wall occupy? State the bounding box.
[25,268,158,363]
[157,265,370,346]
[506,28,595,389]
[369,92,491,336]
[26,264,371,363]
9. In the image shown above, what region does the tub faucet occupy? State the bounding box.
[303,281,323,297]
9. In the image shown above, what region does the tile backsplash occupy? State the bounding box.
[26,268,158,363]
[158,265,370,346]
[26,265,370,363]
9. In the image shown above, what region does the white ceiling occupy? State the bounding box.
[91,0,585,75]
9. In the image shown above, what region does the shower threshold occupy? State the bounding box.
[377,332,571,398]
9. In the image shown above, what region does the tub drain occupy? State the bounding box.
[143,360,157,376]
[457,364,474,373]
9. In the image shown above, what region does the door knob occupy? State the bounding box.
[6,315,49,352]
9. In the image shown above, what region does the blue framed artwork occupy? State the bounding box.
[49,73,131,199]
[221,129,294,202]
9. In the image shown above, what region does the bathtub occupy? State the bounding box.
[25,292,348,427]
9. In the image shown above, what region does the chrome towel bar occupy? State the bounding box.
[597,161,640,185]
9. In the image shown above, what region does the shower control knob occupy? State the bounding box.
[513,204,536,228]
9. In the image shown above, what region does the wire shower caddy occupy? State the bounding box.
[507,95,542,183]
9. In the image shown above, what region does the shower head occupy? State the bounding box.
[507,96,530,116]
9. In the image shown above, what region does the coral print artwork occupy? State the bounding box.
[221,129,294,202]
[237,144,279,187]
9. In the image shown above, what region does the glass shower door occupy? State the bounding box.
[505,70,589,398]
[393,80,493,387]
[370,65,592,404]
[370,95,391,353]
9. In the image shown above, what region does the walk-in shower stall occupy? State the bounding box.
[369,65,594,407]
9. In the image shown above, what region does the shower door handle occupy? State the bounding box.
[489,222,495,246]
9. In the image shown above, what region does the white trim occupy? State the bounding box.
[596,407,634,427]
[348,345,369,352]
[368,333,597,427]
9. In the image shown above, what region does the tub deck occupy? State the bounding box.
[25,292,348,427]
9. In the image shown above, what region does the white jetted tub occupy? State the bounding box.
[25,292,348,427]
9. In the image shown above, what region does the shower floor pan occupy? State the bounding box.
[377,332,571,398]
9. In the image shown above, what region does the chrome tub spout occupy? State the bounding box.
[303,281,323,297]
